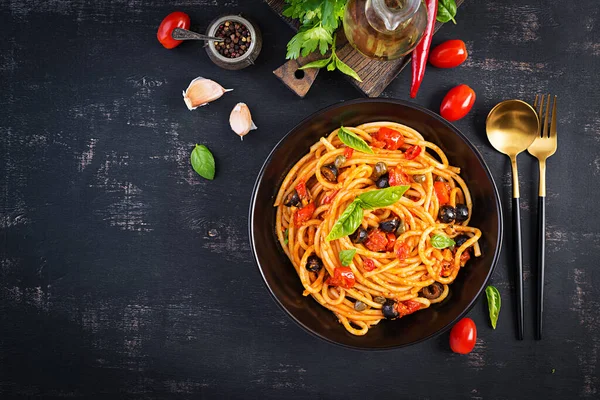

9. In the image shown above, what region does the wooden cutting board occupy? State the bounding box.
[266,0,465,97]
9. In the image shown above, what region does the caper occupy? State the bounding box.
[434,175,446,182]
[374,296,387,304]
[396,219,406,235]
[334,155,346,168]
[413,174,426,183]
[372,162,388,179]
[354,301,367,311]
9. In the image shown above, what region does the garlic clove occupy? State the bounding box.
[182,76,233,110]
[229,102,257,141]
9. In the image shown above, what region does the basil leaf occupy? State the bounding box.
[299,57,332,70]
[437,0,457,24]
[334,57,363,82]
[430,234,456,249]
[357,186,410,210]
[485,285,501,329]
[326,200,364,241]
[339,249,357,266]
[190,144,215,180]
[338,126,374,154]
[284,228,289,245]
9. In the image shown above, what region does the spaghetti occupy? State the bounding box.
[274,122,482,336]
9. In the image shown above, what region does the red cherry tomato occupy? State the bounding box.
[157,11,191,49]
[404,145,422,160]
[364,229,388,252]
[344,147,354,159]
[393,241,410,260]
[434,181,451,205]
[373,127,405,150]
[321,189,339,205]
[449,317,477,354]
[363,258,376,271]
[440,84,476,121]
[385,232,396,252]
[388,167,410,186]
[293,202,315,227]
[429,40,468,68]
[328,267,355,289]
[295,179,308,200]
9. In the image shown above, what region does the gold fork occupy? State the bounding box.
[527,94,557,340]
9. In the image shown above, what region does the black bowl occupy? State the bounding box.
[249,99,502,350]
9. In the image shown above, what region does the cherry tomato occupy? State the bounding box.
[373,127,405,150]
[364,229,388,252]
[295,179,308,200]
[405,145,422,160]
[157,11,191,49]
[293,202,315,227]
[394,241,410,260]
[328,267,356,289]
[397,300,422,317]
[440,84,476,121]
[363,258,376,271]
[429,40,468,68]
[449,317,477,354]
[385,232,396,252]
[321,189,339,205]
[344,147,354,159]
[388,167,410,187]
[434,181,451,205]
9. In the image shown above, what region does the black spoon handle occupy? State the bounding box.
[535,195,546,340]
[513,197,524,340]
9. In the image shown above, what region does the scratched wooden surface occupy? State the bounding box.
[1,0,599,399]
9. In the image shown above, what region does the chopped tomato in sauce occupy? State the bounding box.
[389,167,410,186]
[373,127,405,150]
[405,145,422,160]
[440,260,453,277]
[295,179,308,200]
[344,147,354,159]
[396,300,422,317]
[327,267,355,289]
[363,258,376,271]
[434,181,451,205]
[293,202,315,227]
[364,229,388,252]
[385,232,396,252]
[460,250,471,265]
[393,241,410,260]
[321,189,339,205]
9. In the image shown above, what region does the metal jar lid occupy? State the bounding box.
[205,15,262,70]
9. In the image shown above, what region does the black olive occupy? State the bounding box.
[454,234,470,248]
[379,218,400,233]
[455,203,469,222]
[284,190,301,207]
[320,164,339,182]
[376,173,390,188]
[382,299,399,319]
[371,162,388,179]
[350,227,368,244]
[439,205,456,223]
[420,282,443,300]
[305,255,323,272]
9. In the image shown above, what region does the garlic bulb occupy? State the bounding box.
[182,77,233,110]
[229,103,257,140]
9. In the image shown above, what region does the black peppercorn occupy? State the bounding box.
[215,20,252,59]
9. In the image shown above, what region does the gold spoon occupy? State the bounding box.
[486,100,539,340]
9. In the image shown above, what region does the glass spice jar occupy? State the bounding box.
[205,15,262,70]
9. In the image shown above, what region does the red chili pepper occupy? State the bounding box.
[434,181,451,205]
[157,11,191,49]
[393,241,410,260]
[363,258,376,271]
[388,167,410,186]
[410,0,438,98]
[405,145,422,160]
[344,147,354,159]
[295,179,308,200]
[327,267,356,289]
[321,189,339,205]
[293,202,315,227]
[373,127,405,150]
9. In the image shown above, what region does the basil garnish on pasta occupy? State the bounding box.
[430,234,456,249]
[357,186,410,209]
[338,126,374,154]
[326,200,364,241]
[339,249,357,266]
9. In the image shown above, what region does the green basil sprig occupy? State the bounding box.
[339,249,357,266]
[338,126,374,154]
[485,285,501,329]
[284,228,289,245]
[430,234,456,249]
[437,0,457,24]
[326,186,410,241]
[190,144,215,180]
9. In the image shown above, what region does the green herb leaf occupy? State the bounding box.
[326,200,364,241]
[299,57,332,70]
[551,368,556,374]
[485,285,501,329]
[190,144,215,180]
[334,57,363,82]
[437,0,457,24]
[339,249,357,266]
[285,25,333,59]
[284,228,289,245]
[338,126,374,154]
[430,234,455,249]
[357,186,410,210]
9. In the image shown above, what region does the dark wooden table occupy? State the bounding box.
[1,1,599,398]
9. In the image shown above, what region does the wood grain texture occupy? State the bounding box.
[266,0,465,97]
[1,0,600,399]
